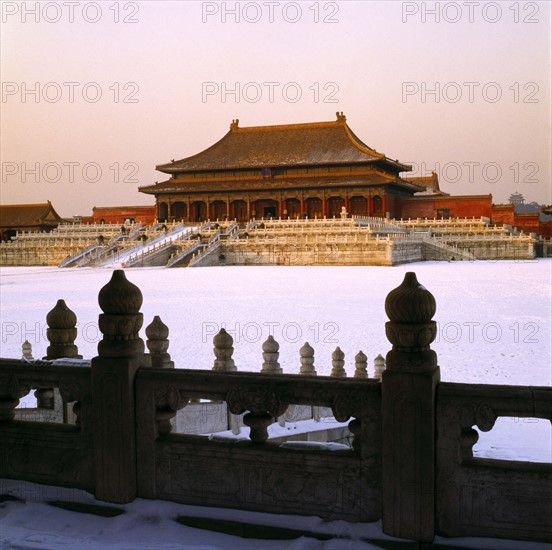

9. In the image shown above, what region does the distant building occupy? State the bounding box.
[86,205,157,225]
[509,191,525,206]
[505,192,552,232]
[140,113,425,221]
[401,194,493,221]
[408,172,448,196]
[137,114,551,237]
[0,201,64,240]
[139,114,503,224]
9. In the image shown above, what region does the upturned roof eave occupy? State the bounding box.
[392,178,426,192]
[156,129,234,173]
[387,160,412,172]
[139,185,161,194]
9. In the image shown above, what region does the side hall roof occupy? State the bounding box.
[0,201,64,229]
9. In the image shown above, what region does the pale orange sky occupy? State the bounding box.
[1,0,551,217]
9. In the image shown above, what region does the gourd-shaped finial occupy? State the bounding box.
[385,272,436,324]
[384,272,438,372]
[45,299,80,359]
[331,347,346,377]
[213,328,236,372]
[354,351,368,379]
[97,270,145,358]
[299,342,316,375]
[146,316,174,368]
[98,269,143,315]
[261,335,281,374]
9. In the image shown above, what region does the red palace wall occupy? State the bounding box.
[91,206,157,225]
[513,213,540,232]
[398,198,551,237]
[537,223,552,238]
[490,205,515,226]
[491,205,551,238]
[513,213,552,238]
[397,195,493,220]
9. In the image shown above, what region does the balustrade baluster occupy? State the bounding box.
[299,342,316,375]
[212,329,237,372]
[331,347,346,377]
[354,351,368,378]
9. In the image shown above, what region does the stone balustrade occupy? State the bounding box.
[0,221,188,267]
[2,215,539,266]
[394,216,488,226]
[0,269,550,544]
[436,382,551,541]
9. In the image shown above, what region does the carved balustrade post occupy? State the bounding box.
[299,342,316,375]
[331,347,346,377]
[261,335,281,374]
[146,316,174,369]
[21,340,33,361]
[382,272,440,542]
[44,299,80,360]
[145,315,181,424]
[212,329,237,372]
[259,335,286,424]
[40,299,81,409]
[354,350,368,379]
[91,269,148,504]
[212,328,238,429]
[373,354,386,380]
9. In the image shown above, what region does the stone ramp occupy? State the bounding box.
[59,243,103,267]
[166,242,205,267]
[422,238,476,262]
[96,224,193,268]
[188,239,222,267]
[179,222,239,268]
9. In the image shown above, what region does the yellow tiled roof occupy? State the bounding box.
[156,114,411,173]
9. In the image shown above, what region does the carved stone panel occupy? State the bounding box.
[151,438,377,522]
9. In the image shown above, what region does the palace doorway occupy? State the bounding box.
[306,197,322,218]
[328,196,345,218]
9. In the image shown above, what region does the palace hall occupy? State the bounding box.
[139,113,439,222]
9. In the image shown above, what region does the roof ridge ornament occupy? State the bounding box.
[230,118,240,130]
[336,111,346,122]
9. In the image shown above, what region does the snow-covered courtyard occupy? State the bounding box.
[1,261,550,385]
